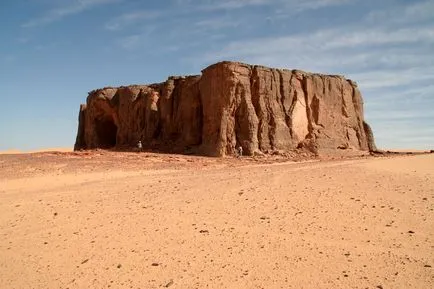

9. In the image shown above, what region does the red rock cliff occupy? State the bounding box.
[74,61,376,156]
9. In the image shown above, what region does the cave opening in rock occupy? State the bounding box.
[95,117,117,148]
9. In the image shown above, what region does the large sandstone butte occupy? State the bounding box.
[74,61,376,156]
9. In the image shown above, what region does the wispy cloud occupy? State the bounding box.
[367,0,434,25]
[115,25,157,50]
[194,2,434,78]
[104,1,254,32]
[118,34,141,50]
[174,0,269,10]
[323,27,434,49]
[194,17,240,30]
[22,0,120,28]
[365,84,434,103]
[293,0,350,11]
[176,0,350,11]
[200,24,434,64]
[353,67,434,90]
[104,10,161,31]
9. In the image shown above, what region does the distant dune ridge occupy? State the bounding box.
[0,148,72,155]
[74,61,376,156]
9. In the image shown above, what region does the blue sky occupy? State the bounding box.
[1,0,433,151]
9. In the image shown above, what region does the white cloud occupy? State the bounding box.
[194,18,240,30]
[175,0,268,10]
[369,84,434,101]
[195,20,434,91]
[367,0,434,25]
[22,0,120,28]
[116,25,156,50]
[323,27,434,49]
[104,10,161,31]
[175,0,350,11]
[105,0,353,36]
[294,0,350,11]
[201,24,434,62]
[353,68,434,90]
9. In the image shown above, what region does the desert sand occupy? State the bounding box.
[0,151,433,289]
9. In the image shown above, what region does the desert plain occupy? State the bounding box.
[0,151,433,289]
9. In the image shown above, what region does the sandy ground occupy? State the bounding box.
[0,151,433,289]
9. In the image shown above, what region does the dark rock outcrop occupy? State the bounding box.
[74,61,376,156]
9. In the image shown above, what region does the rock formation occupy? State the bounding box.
[74,61,376,156]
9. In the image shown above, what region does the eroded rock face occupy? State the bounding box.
[74,61,376,156]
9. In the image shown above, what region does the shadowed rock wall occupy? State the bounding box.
[74,61,376,156]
